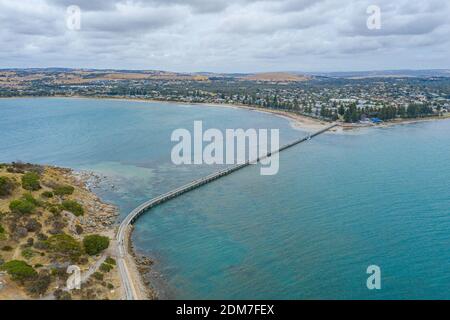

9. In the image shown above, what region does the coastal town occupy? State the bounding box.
[1,69,450,125]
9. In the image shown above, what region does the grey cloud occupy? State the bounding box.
[46,0,118,11]
[81,5,186,33]
[342,0,449,37]
[1,0,450,72]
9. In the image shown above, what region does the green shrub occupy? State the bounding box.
[26,237,34,247]
[107,283,114,290]
[34,240,49,250]
[48,204,62,215]
[51,267,65,277]
[1,245,13,251]
[83,234,110,256]
[37,233,48,241]
[0,176,15,197]
[99,262,113,273]
[54,289,72,300]
[53,185,75,196]
[22,193,42,206]
[92,272,103,281]
[26,270,51,295]
[9,193,43,216]
[21,172,41,191]
[9,198,36,215]
[21,248,35,259]
[47,234,83,261]
[25,219,41,233]
[0,260,37,282]
[41,191,54,198]
[61,200,84,217]
[105,257,116,265]
[0,224,5,234]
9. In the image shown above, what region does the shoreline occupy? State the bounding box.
[123,225,157,300]
[2,95,449,132]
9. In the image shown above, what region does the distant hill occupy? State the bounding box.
[240,72,311,82]
[0,68,209,84]
[308,69,450,79]
[2,68,450,82]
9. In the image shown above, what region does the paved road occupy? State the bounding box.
[116,214,140,300]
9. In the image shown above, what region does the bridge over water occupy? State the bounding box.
[116,123,338,300]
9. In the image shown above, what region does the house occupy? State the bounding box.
[371,117,383,124]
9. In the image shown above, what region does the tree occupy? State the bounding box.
[21,172,41,191]
[83,235,110,256]
[343,108,352,123]
[99,262,113,273]
[407,104,417,118]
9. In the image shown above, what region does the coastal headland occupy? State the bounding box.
[0,163,124,300]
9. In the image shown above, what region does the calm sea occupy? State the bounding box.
[1,98,449,299]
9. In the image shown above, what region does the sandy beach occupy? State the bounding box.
[4,95,449,133]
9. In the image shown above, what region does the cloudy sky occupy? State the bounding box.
[1,0,449,72]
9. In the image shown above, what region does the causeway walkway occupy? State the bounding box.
[116,123,338,300]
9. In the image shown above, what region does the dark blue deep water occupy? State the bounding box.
[1,98,449,299]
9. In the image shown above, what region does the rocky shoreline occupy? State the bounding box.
[128,238,158,300]
[72,169,157,300]
[65,169,119,235]
[0,163,123,300]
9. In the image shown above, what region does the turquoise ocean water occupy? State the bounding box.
[1,98,449,299]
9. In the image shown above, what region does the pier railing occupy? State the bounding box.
[127,123,336,225]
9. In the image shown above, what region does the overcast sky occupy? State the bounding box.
[1,0,449,72]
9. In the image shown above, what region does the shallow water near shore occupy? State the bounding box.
[1,98,449,299]
[0,98,301,215]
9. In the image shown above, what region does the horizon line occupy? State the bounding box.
[1,67,450,74]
